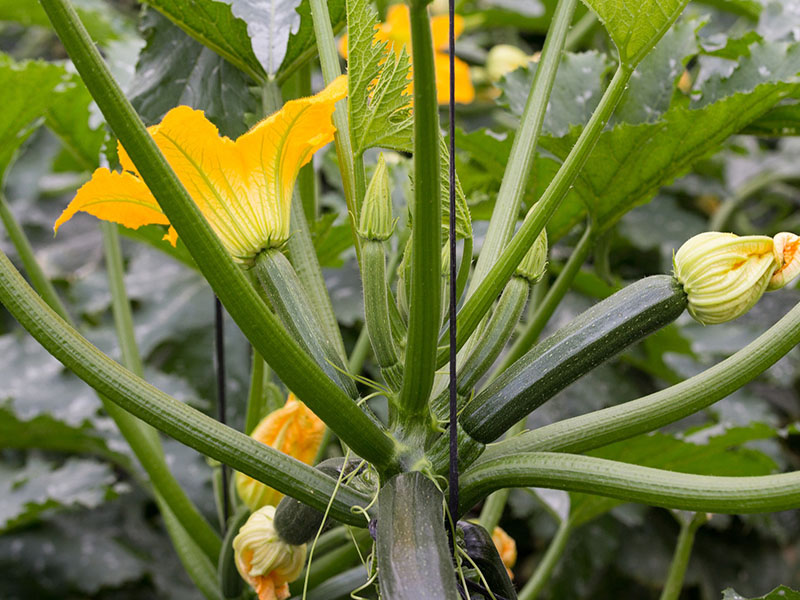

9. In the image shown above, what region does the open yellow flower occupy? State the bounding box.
[339,3,474,104]
[236,394,326,511]
[54,76,348,263]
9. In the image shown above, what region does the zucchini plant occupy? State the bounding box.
[2,0,800,598]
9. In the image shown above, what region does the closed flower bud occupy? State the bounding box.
[233,505,307,600]
[236,394,325,511]
[358,154,394,241]
[673,232,778,324]
[486,44,534,82]
[515,229,548,283]
[491,526,517,579]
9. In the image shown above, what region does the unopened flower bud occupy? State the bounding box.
[673,232,778,324]
[515,229,548,283]
[358,154,394,241]
[768,232,800,290]
[236,394,325,511]
[491,526,517,579]
[486,44,534,82]
[233,505,307,600]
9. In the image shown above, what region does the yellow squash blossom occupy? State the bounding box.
[491,526,517,580]
[236,394,326,511]
[233,505,306,600]
[54,76,348,263]
[339,3,474,105]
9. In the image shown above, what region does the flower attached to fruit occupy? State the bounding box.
[673,231,800,324]
[236,394,325,511]
[233,505,307,600]
[55,76,348,263]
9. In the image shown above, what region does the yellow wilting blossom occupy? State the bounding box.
[233,505,307,600]
[339,3,475,104]
[491,526,517,579]
[236,394,326,511]
[54,76,348,264]
[673,231,800,324]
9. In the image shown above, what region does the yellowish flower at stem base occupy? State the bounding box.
[339,3,474,104]
[233,505,307,600]
[54,76,348,264]
[235,394,325,511]
[768,232,800,290]
[491,526,517,579]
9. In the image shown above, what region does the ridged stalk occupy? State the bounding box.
[361,240,403,390]
[254,248,358,399]
[659,513,708,600]
[0,249,373,525]
[518,518,573,600]
[397,0,442,426]
[459,452,800,516]
[38,0,398,472]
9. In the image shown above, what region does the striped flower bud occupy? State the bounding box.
[515,229,548,284]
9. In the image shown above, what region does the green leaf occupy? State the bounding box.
[722,586,800,600]
[740,101,800,136]
[499,51,614,136]
[581,0,690,66]
[568,423,778,527]
[541,44,800,239]
[0,457,115,532]
[45,75,105,171]
[141,0,267,82]
[309,212,353,268]
[376,472,460,600]
[0,55,69,180]
[278,0,346,82]
[0,0,126,43]
[346,0,413,155]
[216,0,302,76]
[129,10,258,138]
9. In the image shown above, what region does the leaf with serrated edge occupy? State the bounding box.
[581,0,690,67]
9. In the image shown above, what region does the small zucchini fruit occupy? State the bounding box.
[461,275,687,443]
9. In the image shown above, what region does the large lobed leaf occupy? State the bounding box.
[581,0,691,66]
[723,586,800,599]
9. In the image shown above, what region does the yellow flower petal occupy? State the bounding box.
[430,13,465,52]
[434,52,475,104]
[235,394,326,511]
[769,232,800,290]
[54,168,173,243]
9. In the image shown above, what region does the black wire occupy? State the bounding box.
[448,0,459,529]
[214,296,230,526]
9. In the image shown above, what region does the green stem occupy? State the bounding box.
[254,249,357,398]
[659,513,707,600]
[0,193,69,320]
[309,0,363,255]
[564,10,597,51]
[477,420,527,532]
[39,0,398,472]
[494,224,593,375]
[287,196,349,363]
[447,65,633,362]
[459,452,800,516]
[0,249,374,525]
[398,0,441,423]
[482,298,800,459]
[466,0,577,297]
[244,350,268,435]
[348,324,372,375]
[710,171,787,232]
[361,240,402,390]
[518,518,573,600]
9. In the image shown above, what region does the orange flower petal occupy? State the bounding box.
[434,52,475,104]
[54,168,173,243]
[430,13,464,52]
[769,232,800,290]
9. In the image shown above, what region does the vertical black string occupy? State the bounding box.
[214,296,230,525]
[448,0,459,524]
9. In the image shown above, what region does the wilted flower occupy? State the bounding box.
[236,394,325,511]
[515,229,548,283]
[55,76,347,263]
[673,231,800,324]
[358,153,394,241]
[233,505,307,600]
[486,44,535,82]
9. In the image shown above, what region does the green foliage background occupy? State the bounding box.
[1,0,800,598]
